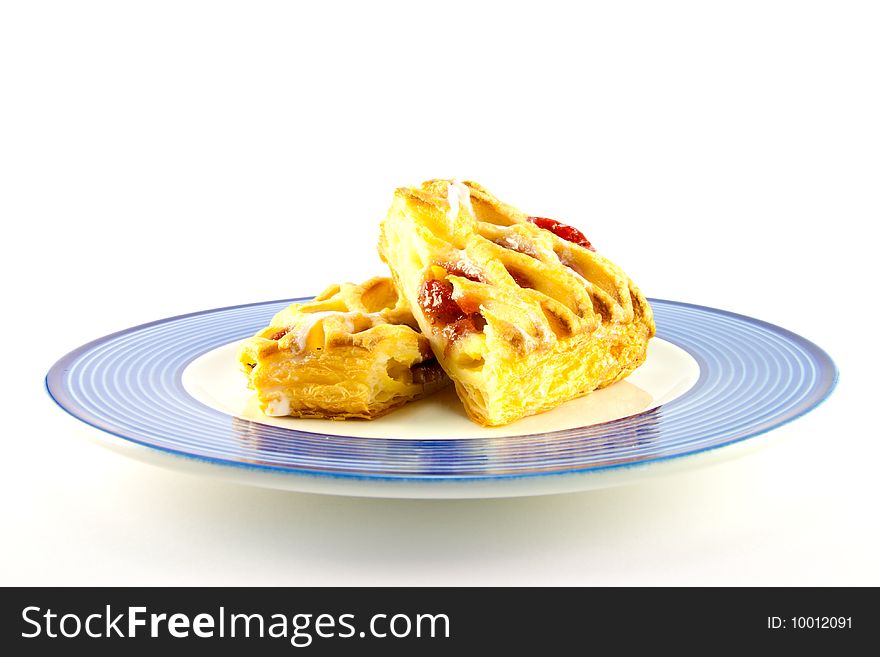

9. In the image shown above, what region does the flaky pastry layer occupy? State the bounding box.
[239,277,448,420]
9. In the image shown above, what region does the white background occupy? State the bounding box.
[2,1,878,585]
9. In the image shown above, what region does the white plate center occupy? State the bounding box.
[181,338,699,439]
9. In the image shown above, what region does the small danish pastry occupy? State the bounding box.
[379,180,655,426]
[239,277,448,420]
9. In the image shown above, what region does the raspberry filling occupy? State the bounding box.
[506,267,533,289]
[443,314,486,343]
[419,280,465,324]
[418,279,485,342]
[270,329,289,341]
[527,216,595,251]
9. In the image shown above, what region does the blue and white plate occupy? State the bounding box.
[46,299,836,498]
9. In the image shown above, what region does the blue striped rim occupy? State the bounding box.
[45,299,837,481]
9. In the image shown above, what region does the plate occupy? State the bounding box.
[46,299,836,498]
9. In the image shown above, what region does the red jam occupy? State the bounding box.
[418,279,485,342]
[527,216,595,251]
[270,329,289,341]
[442,314,486,342]
[456,294,482,315]
[506,267,533,289]
[419,280,466,325]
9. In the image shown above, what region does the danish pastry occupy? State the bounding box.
[239,277,449,420]
[379,180,655,426]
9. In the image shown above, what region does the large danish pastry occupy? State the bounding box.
[239,277,448,420]
[379,179,655,426]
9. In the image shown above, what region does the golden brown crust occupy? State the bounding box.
[379,180,655,426]
[238,277,448,420]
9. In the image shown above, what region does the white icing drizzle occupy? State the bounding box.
[447,183,459,220]
[266,395,291,417]
[447,179,475,221]
[499,233,541,259]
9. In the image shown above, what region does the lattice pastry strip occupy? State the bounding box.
[379,180,655,426]
[239,277,448,420]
